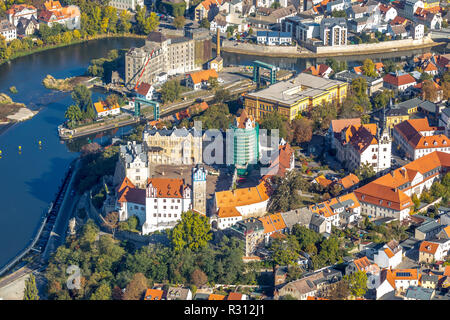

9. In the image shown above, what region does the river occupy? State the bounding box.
[0,36,441,270]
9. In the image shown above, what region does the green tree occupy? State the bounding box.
[344,271,368,297]
[200,18,210,29]
[118,10,132,33]
[259,110,289,140]
[268,171,305,212]
[161,80,182,103]
[170,211,212,252]
[208,76,219,90]
[71,84,93,112]
[270,236,301,266]
[90,283,112,300]
[213,88,231,103]
[355,162,376,181]
[23,274,39,300]
[64,105,83,127]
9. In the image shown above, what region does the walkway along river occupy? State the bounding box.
[0,36,442,271]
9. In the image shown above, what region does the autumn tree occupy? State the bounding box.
[422,80,438,102]
[362,59,378,78]
[326,280,350,300]
[268,171,304,212]
[289,118,313,145]
[191,268,208,287]
[173,15,186,29]
[170,211,212,252]
[103,211,119,238]
[123,273,148,300]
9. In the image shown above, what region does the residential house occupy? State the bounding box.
[379,4,397,22]
[312,174,333,188]
[94,100,121,118]
[262,141,295,179]
[334,70,384,96]
[135,82,155,101]
[377,268,420,298]
[276,269,342,300]
[108,0,144,11]
[383,72,417,92]
[16,17,39,37]
[166,287,193,300]
[0,20,17,41]
[387,24,408,38]
[404,286,435,300]
[144,288,164,300]
[374,240,403,269]
[303,64,333,78]
[6,4,37,27]
[420,273,440,289]
[256,31,292,45]
[419,239,450,263]
[309,193,362,228]
[259,212,288,244]
[38,1,81,30]
[195,0,223,21]
[186,69,219,90]
[345,256,381,289]
[280,207,314,232]
[335,173,360,191]
[393,118,450,161]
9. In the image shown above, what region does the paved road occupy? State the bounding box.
[42,160,80,262]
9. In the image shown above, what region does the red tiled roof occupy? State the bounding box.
[226,292,244,300]
[136,82,151,96]
[117,186,146,206]
[383,73,416,87]
[331,118,361,133]
[419,241,440,255]
[147,178,187,199]
[144,289,164,300]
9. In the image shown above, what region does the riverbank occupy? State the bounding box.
[0,33,147,67]
[42,74,93,92]
[219,37,443,58]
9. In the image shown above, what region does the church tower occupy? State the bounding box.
[192,165,207,215]
[377,101,392,172]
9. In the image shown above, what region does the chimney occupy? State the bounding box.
[216,27,221,58]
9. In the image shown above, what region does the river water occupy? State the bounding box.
[0,37,440,270]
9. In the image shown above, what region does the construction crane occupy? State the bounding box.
[133,49,155,92]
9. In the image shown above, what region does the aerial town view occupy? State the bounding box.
[0,0,449,309]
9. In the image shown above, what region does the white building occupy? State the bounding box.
[393,118,450,161]
[135,82,155,101]
[296,21,321,42]
[320,17,348,46]
[0,20,16,41]
[374,240,403,269]
[108,0,144,11]
[6,4,37,27]
[256,31,292,45]
[94,101,121,118]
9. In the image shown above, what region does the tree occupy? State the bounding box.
[170,211,212,252]
[355,162,376,181]
[362,59,378,78]
[123,273,148,300]
[208,76,219,90]
[270,236,301,266]
[90,283,112,300]
[64,105,83,127]
[268,171,304,212]
[23,274,39,300]
[271,1,281,8]
[103,211,119,238]
[289,118,313,145]
[422,80,438,102]
[213,88,231,103]
[331,10,347,18]
[118,10,132,33]
[173,15,186,30]
[344,271,368,297]
[200,18,210,29]
[72,84,93,112]
[191,268,208,287]
[383,60,399,74]
[259,111,289,140]
[161,80,182,103]
[372,89,394,110]
[326,280,350,300]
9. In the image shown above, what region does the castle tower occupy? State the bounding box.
[192,165,207,215]
[377,102,392,172]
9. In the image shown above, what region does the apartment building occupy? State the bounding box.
[320,17,347,46]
